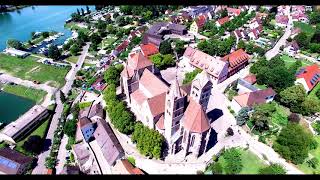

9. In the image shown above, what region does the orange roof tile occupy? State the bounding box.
[139,69,169,97]
[233,88,276,107]
[124,52,153,78]
[131,89,147,105]
[227,7,241,16]
[217,16,230,25]
[222,49,249,69]
[140,43,159,57]
[147,92,166,117]
[183,99,210,133]
[156,115,165,130]
[243,74,257,84]
[121,160,144,175]
[296,64,320,90]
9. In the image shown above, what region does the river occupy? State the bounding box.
[0,5,95,51]
[0,91,35,125]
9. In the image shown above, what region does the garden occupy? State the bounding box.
[0,53,70,88]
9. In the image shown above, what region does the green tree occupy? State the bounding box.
[307,157,319,169]
[42,31,50,38]
[237,40,246,49]
[236,107,250,126]
[60,90,66,103]
[63,119,77,137]
[23,135,43,154]
[70,44,81,56]
[104,66,121,86]
[143,10,153,21]
[250,57,268,74]
[279,85,306,113]
[223,148,243,174]
[301,97,320,116]
[273,123,314,164]
[220,9,228,18]
[174,40,186,56]
[150,53,175,70]
[159,40,173,55]
[48,45,61,60]
[183,68,202,84]
[116,16,126,26]
[259,164,286,174]
[294,32,310,49]
[7,39,22,49]
[211,162,223,174]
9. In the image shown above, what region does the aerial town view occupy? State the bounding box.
[0,5,320,175]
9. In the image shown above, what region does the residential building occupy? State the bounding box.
[93,119,124,166]
[73,142,96,174]
[185,5,214,19]
[88,103,104,122]
[4,48,30,58]
[0,105,49,144]
[275,15,289,28]
[0,147,33,174]
[237,78,259,94]
[227,7,241,17]
[292,13,309,24]
[216,16,230,27]
[295,64,320,93]
[142,22,187,47]
[221,49,250,77]
[189,14,208,33]
[61,166,81,175]
[78,117,95,142]
[284,40,300,57]
[140,43,159,57]
[231,88,276,113]
[290,28,301,39]
[182,47,229,84]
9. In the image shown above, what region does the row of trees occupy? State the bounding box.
[197,36,236,57]
[222,11,256,32]
[238,40,266,56]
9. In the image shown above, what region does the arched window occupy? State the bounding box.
[190,135,195,147]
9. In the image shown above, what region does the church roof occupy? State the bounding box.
[183,99,210,133]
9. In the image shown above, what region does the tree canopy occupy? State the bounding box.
[48,45,61,60]
[259,164,286,174]
[23,135,43,154]
[159,40,173,55]
[222,148,243,174]
[183,68,202,84]
[150,53,175,70]
[64,119,77,138]
[7,39,22,50]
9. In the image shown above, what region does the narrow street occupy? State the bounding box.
[265,6,293,60]
[32,42,90,174]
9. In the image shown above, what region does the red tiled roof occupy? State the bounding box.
[233,88,276,107]
[183,47,228,79]
[140,43,159,57]
[139,69,169,97]
[227,7,241,16]
[156,115,165,130]
[222,49,250,69]
[183,99,210,133]
[116,40,130,52]
[275,15,289,24]
[121,52,153,78]
[217,16,230,25]
[195,14,207,28]
[147,92,166,117]
[296,64,320,90]
[120,159,144,175]
[243,74,257,84]
[131,89,147,105]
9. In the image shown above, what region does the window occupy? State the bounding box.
[190,135,195,147]
[175,121,179,125]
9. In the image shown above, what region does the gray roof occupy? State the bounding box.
[93,119,124,166]
[0,148,33,174]
[88,103,104,120]
[146,22,186,36]
[238,78,259,92]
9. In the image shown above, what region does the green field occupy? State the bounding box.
[66,55,79,64]
[294,22,316,37]
[254,83,268,90]
[0,53,70,88]
[281,55,313,68]
[15,117,51,155]
[2,84,47,104]
[102,35,118,49]
[64,22,90,35]
[298,136,320,174]
[207,148,267,174]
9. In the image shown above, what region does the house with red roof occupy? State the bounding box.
[221,49,250,77]
[139,43,159,57]
[216,16,230,27]
[189,14,208,33]
[227,7,241,17]
[295,64,320,93]
[231,88,276,113]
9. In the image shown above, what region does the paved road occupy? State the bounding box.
[0,73,56,107]
[32,43,90,174]
[55,134,68,174]
[265,6,292,60]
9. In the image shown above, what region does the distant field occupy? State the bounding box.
[2,84,47,104]
[0,53,70,88]
[294,22,316,37]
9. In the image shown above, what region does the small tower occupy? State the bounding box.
[189,71,212,111]
[164,78,186,154]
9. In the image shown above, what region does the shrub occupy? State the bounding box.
[288,113,300,123]
[183,68,202,84]
[211,162,223,174]
[307,157,319,169]
[312,121,320,134]
[259,164,286,174]
[127,156,136,166]
[223,148,243,174]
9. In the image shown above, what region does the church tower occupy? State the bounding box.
[164,78,186,154]
[189,71,212,111]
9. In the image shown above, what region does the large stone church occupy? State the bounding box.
[120,51,214,158]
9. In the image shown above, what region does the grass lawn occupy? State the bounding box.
[297,136,320,174]
[66,55,79,64]
[214,148,267,174]
[15,116,51,155]
[308,83,320,100]
[281,55,313,68]
[64,22,90,35]
[0,53,70,88]
[2,84,47,104]
[102,35,118,49]
[294,22,316,36]
[254,83,268,90]
[271,103,289,127]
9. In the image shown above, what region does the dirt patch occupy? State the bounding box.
[26,66,41,74]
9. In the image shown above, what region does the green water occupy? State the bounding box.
[0,91,35,124]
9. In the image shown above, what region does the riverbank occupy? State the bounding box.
[0,5,29,13]
[2,84,47,104]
